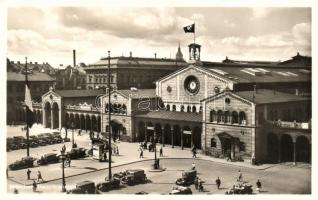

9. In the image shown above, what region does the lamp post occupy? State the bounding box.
[71,122,75,148]
[154,130,157,169]
[60,148,66,192]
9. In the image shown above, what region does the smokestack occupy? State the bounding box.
[129,51,132,58]
[154,53,157,59]
[73,49,76,67]
[253,84,257,94]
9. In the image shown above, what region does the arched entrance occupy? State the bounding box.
[173,125,181,147]
[75,114,80,129]
[80,115,85,130]
[183,126,192,148]
[193,126,201,149]
[92,115,97,132]
[111,120,123,141]
[296,136,310,163]
[65,113,69,127]
[155,123,162,143]
[146,122,154,142]
[44,102,51,128]
[164,124,171,145]
[85,115,91,132]
[281,134,294,162]
[52,102,59,129]
[138,121,145,142]
[267,133,279,163]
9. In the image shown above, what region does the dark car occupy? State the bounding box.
[52,132,63,143]
[37,153,59,165]
[121,169,147,185]
[37,133,53,145]
[226,182,253,194]
[7,137,19,151]
[8,156,36,170]
[68,148,87,159]
[13,136,27,149]
[70,181,96,194]
[96,179,120,192]
[29,135,39,148]
[43,133,57,144]
[176,169,197,186]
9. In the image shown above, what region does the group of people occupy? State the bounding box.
[138,141,164,159]
[112,145,119,156]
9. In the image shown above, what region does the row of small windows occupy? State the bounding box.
[105,103,127,114]
[209,110,247,125]
[165,104,202,113]
[89,75,115,84]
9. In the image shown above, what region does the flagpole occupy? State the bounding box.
[25,57,30,157]
[193,22,196,45]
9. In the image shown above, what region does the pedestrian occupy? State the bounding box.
[6,168,8,178]
[159,146,163,157]
[37,171,44,182]
[256,179,262,192]
[237,170,243,182]
[192,162,196,170]
[97,132,100,139]
[215,177,221,189]
[194,176,199,190]
[198,179,204,192]
[116,146,119,156]
[68,157,71,167]
[140,149,144,158]
[78,130,81,136]
[32,180,37,192]
[103,151,107,161]
[13,188,18,194]
[192,147,197,158]
[27,168,31,180]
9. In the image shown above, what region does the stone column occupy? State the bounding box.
[50,106,53,129]
[278,135,281,163]
[293,141,297,166]
[181,128,184,150]
[191,129,194,148]
[161,127,165,147]
[171,127,174,148]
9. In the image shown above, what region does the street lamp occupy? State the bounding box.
[60,148,66,192]
[154,130,158,169]
[71,122,75,148]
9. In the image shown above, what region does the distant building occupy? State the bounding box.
[85,45,187,90]
[55,64,87,90]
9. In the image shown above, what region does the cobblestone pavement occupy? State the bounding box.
[7,125,311,194]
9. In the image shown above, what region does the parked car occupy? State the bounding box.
[96,179,120,192]
[68,148,87,159]
[37,133,53,145]
[226,182,253,194]
[52,132,63,143]
[29,135,39,148]
[37,153,59,165]
[8,156,36,170]
[121,169,147,185]
[169,186,192,195]
[176,169,197,186]
[44,133,57,144]
[13,136,27,149]
[135,191,149,195]
[70,181,96,194]
[7,137,19,151]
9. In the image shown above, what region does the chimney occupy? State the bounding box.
[129,51,132,58]
[30,62,32,64]
[154,53,157,59]
[253,84,257,94]
[73,49,76,67]
[35,62,38,64]
[17,61,20,64]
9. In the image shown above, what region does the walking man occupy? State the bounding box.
[194,176,199,190]
[68,157,71,167]
[6,168,8,178]
[256,179,262,193]
[159,146,163,157]
[139,148,144,158]
[37,171,44,182]
[237,170,243,182]
[215,177,221,189]
[27,168,31,180]
[116,146,119,156]
[32,180,37,192]
[192,162,196,170]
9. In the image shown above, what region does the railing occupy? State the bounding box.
[266,120,311,130]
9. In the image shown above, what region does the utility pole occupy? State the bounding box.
[25,57,30,157]
[108,50,112,180]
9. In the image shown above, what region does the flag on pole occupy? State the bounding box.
[183,24,195,33]
[25,62,35,128]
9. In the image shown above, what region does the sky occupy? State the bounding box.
[7,7,311,68]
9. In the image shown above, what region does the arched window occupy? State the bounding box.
[122,104,127,114]
[187,105,191,112]
[105,103,109,112]
[217,110,223,123]
[232,111,238,124]
[224,111,230,123]
[211,138,217,148]
[172,105,176,111]
[166,104,170,111]
[199,106,203,113]
[192,106,197,113]
[239,111,246,125]
[181,105,185,112]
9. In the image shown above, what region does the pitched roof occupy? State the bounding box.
[234,89,310,104]
[54,89,105,98]
[135,110,202,122]
[7,71,55,82]
[117,89,157,99]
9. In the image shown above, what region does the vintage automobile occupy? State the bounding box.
[8,156,36,170]
[68,147,87,159]
[96,179,120,192]
[7,137,19,151]
[226,182,253,194]
[70,181,96,194]
[176,169,197,186]
[29,135,39,148]
[113,171,127,181]
[169,186,192,195]
[37,153,59,165]
[37,134,52,145]
[135,191,149,195]
[13,136,27,149]
[52,132,63,143]
[43,133,58,144]
[121,169,147,185]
